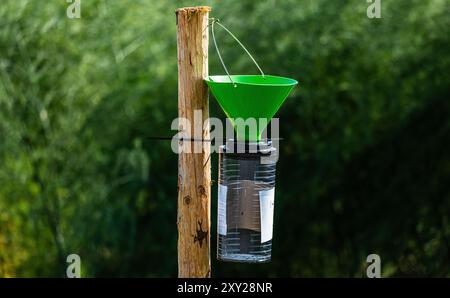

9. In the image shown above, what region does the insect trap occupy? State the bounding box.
[204,19,298,263]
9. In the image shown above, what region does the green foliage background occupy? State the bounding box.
[0,0,449,277]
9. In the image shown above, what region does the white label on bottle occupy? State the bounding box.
[259,188,275,243]
[218,184,227,236]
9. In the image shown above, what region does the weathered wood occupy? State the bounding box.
[176,6,211,278]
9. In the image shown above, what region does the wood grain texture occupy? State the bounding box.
[176,6,211,278]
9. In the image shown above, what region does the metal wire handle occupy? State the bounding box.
[209,18,265,87]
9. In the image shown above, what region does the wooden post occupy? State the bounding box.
[176,6,211,278]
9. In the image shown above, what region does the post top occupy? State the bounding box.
[176,6,211,14]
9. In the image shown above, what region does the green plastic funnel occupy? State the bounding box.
[205,75,298,142]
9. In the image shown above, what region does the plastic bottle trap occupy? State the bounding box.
[204,20,297,263]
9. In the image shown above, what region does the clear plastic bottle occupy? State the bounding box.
[217,141,277,263]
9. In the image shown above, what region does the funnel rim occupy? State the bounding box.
[204,74,298,87]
